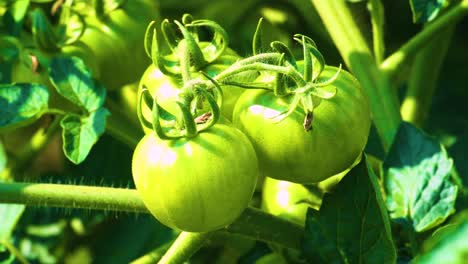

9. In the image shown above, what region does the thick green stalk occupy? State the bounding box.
[158,232,213,264]
[401,25,455,127]
[0,182,146,213]
[369,0,385,64]
[310,0,401,151]
[0,182,304,250]
[381,0,468,78]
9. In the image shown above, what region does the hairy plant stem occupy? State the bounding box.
[0,182,304,251]
[401,25,455,127]
[310,0,401,151]
[381,0,468,78]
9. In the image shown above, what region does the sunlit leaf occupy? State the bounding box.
[0,83,49,130]
[49,56,105,112]
[61,108,110,164]
[0,203,25,240]
[302,155,397,264]
[413,211,468,263]
[409,0,449,23]
[384,122,457,232]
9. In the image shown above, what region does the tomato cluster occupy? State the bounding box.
[130,16,371,232]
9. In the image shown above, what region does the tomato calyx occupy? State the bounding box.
[144,14,229,77]
[137,75,222,139]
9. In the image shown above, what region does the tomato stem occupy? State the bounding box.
[368,0,385,64]
[0,182,304,250]
[158,232,213,264]
[380,0,468,78]
[401,25,455,127]
[310,0,401,151]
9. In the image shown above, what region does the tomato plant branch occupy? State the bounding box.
[131,242,172,264]
[310,0,401,151]
[401,25,455,127]
[0,182,304,250]
[158,232,213,264]
[380,0,468,78]
[368,0,385,64]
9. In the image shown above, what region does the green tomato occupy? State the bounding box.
[233,66,371,183]
[131,124,259,232]
[73,0,158,90]
[138,54,244,133]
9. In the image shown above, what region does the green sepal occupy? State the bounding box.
[185,19,229,64]
[270,41,297,68]
[252,18,264,55]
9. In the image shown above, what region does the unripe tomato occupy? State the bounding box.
[73,0,158,90]
[138,51,244,133]
[132,124,259,232]
[233,66,371,183]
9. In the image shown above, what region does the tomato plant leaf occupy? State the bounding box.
[0,83,49,130]
[302,155,397,264]
[409,0,449,23]
[0,203,25,240]
[384,122,457,232]
[61,107,110,164]
[49,56,105,113]
[412,211,468,263]
[2,0,30,36]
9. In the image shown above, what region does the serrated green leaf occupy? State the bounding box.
[413,216,468,263]
[49,56,105,112]
[384,122,457,232]
[302,156,397,264]
[61,108,110,164]
[0,83,49,130]
[409,0,449,23]
[0,203,25,240]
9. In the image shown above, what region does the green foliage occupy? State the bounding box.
[413,211,468,263]
[49,56,106,113]
[0,142,5,174]
[302,156,397,264]
[0,83,49,130]
[409,0,449,23]
[384,122,458,232]
[0,204,25,240]
[61,108,110,164]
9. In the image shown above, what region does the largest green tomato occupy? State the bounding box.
[131,124,259,232]
[233,66,371,183]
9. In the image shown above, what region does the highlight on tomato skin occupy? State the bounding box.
[131,124,259,232]
[233,66,371,184]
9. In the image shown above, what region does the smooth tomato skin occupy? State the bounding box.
[233,66,371,183]
[132,124,259,232]
[74,0,158,90]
